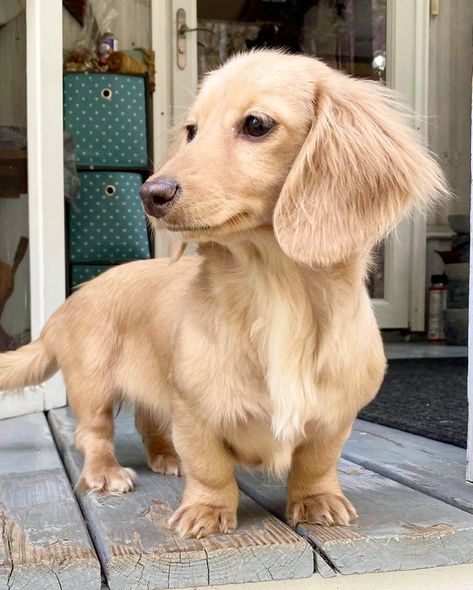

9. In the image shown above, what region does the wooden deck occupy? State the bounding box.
[1,409,473,589]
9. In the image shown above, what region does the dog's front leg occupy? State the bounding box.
[286,426,357,527]
[168,397,239,538]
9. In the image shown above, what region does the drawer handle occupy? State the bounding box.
[105,184,116,197]
[101,87,113,100]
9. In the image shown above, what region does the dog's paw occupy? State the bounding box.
[168,503,237,538]
[77,465,136,494]
[147,454,181,476]
[287,493,357,527]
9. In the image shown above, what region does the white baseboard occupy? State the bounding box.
[0,375,66,420]
[211,564,473,590]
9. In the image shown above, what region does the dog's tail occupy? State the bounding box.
[0,338,58,392]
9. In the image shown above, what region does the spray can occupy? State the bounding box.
[427,274,448,342]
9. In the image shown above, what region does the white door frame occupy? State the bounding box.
[151,0,173,258]
[372,0,430,330]
[2,0,66,419]
[152,0,197,153]
[4,0,67,419]
[151,0,197,258]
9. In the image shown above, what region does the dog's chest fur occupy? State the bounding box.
[172,238,322,472]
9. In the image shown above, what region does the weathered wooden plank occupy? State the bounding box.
[0,412,101,589]
[311,551,337,578]
[343,419,473,514]
[48,407,314,589]
[237,459,473,575]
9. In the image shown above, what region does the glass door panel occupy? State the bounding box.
[0,6,30,353]
[197,1,386,81]
[196,0,388,304]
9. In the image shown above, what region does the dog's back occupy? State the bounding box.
[0,256,199,393]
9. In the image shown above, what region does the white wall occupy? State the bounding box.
[428,0,472,224]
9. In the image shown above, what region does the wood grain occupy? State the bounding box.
[0,412,101,589]
[49,407,314,589]
[344,419,473,514]
[237,458,473,575]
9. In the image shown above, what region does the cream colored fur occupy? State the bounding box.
[0,50,448,538]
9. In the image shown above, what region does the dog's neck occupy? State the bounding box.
[197,226,367,301]
[195,227,367,444]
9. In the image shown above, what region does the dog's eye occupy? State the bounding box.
[186,124,197,142]
[243,115,274,139]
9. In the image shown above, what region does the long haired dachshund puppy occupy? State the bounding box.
[0,50,448,538]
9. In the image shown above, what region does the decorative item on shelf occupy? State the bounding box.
[434,214,469,345]
[64,48,105,73]
[0,237,28,351]
[126,49,156,92]
[64,48,156,92]
[97,31,117,65]
[107,51,147,75]
[63,0,119,72]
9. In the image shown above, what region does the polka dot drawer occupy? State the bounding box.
[64,73,148,168]
[68,172,150,262]
[70,264,114,288]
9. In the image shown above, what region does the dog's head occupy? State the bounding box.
[141,50,448,267]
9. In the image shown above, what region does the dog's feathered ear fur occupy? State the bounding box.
[273,68,449,267]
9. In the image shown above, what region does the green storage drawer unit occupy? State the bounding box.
[64,73,149,168]
[68,172,150,263]
[70,264,114,288]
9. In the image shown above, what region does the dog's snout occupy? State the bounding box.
[140,178,180,217]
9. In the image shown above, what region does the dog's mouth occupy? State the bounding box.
[164,212,250,235]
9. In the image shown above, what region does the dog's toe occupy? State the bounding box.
[77,466,136,494]
[287,493,357,527]
[148,454,181,476]
[168,504,237,538]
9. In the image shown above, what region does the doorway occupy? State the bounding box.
[169,0,433,330]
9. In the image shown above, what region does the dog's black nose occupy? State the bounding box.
[140,178,180,217]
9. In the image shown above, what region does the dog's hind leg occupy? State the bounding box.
[135,406,181,476]
[66,376,135,493]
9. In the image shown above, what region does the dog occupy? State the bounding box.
[0,50,447,538]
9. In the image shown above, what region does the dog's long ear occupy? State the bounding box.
[273,70,449,267]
